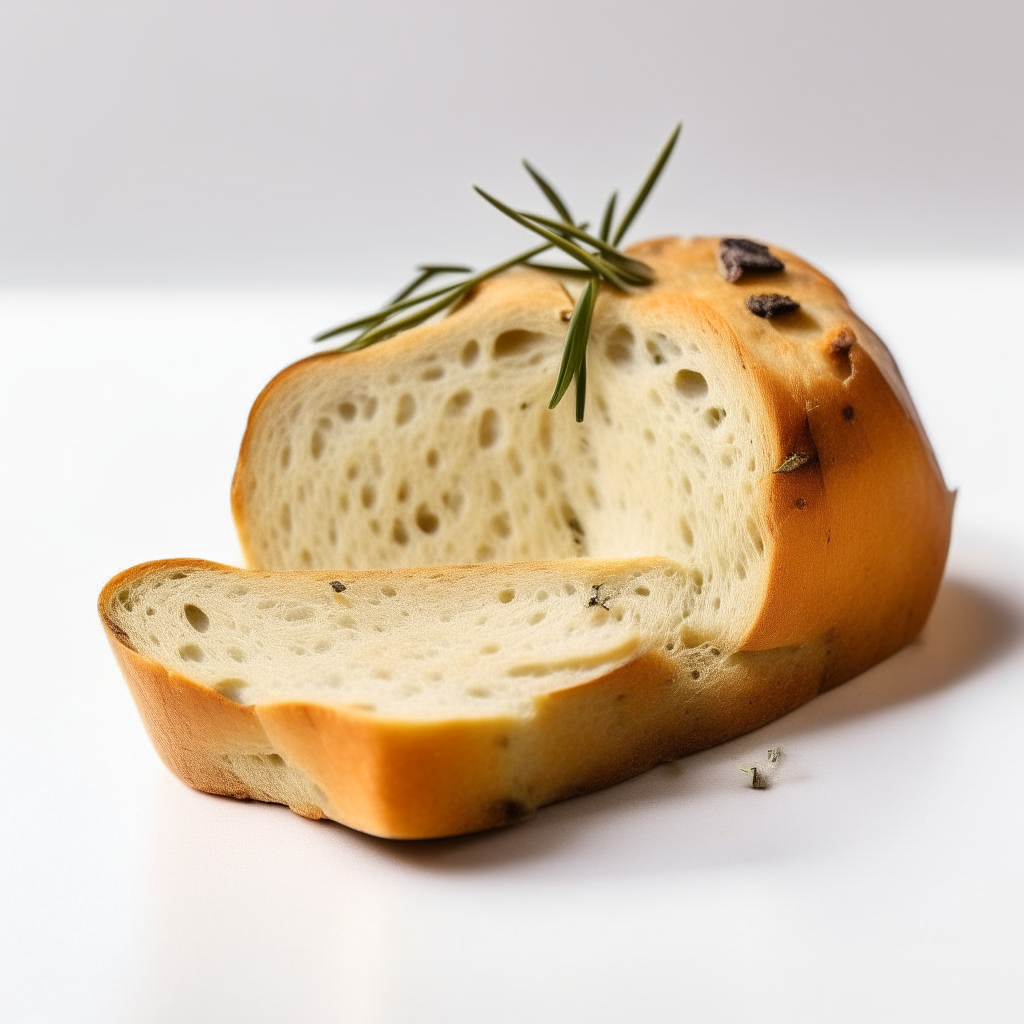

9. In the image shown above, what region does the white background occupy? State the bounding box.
[2,2,1024,1021]
[1,0,1022,286]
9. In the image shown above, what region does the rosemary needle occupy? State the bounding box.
[549,275,598,415]
[522,160,574,225]
[599,192,618,244]
[612,122,682,246]
[387,264,472,306]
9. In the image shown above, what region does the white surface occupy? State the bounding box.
[2,261,1023,1023]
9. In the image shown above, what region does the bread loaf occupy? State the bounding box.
[101,236,954,838]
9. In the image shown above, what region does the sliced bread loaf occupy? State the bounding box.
[101,236,953,838]
[101,557,830,838]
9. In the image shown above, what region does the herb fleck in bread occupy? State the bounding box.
[101,236,953,838]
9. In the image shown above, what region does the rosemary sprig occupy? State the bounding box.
[313,123,683,421]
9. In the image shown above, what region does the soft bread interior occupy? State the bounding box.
[106,559,711,720]
[235,277,769,643]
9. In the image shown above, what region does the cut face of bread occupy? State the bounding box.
[233,265,773,645]
[105,559,701,718]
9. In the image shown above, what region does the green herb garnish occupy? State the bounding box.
[314,123,682,421]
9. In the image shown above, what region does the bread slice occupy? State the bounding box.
[101,556,831,838]
[101,235,954,839]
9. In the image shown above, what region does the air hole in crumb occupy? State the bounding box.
[426,449,439,468]
[476,544,495,561]
[535,590,549,602]
[445,389,473,416]
[422,364,444,381]
[478,408,501,448]
[675,369,708,398]
[416,505,439,533]
[605,325,635,363]
[529,611,546,625]
[461,339,480,366]
[746,516,765,553]
[691,670,701,680]
[680,516,694,546]
[338,401,357,421]
[564,583,576,595]
[480,642,500,654]
[467,686,491,697]
[397,480,410,502]
[634,586,650,596]
[498,589,515,603]
[361,484,376,509]
[310,430,325,459]
[396,393,416,426]
[267,753,285,766]
[494,329,546,358]
[644,429,655,445]
[392,520,409,544]
[491,512,511,538]
[179,644,204,663]
[646,338,665,364]
[280,445,291,469]
[704,407,726,428]
[184,604,209,632]
[146,607,155,616]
